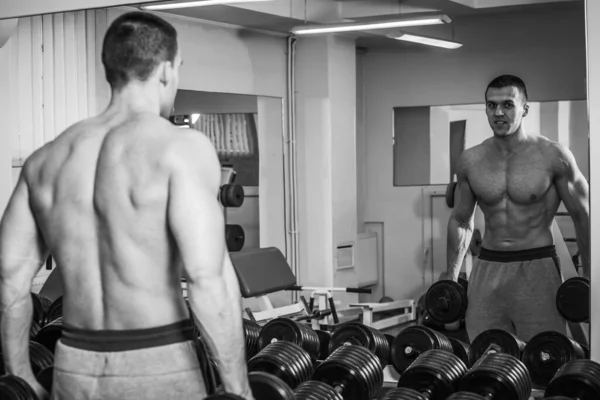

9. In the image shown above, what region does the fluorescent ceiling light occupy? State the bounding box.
[291,14,451,35]
[389,32,463,49]
[143,0,273,11]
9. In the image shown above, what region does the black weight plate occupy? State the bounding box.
[29,340,55,376]
[460,352,531,400]
[425,280,468,324]
[556,277,590,323]
[315,330,332,361]
[390,325,453,374]
[446,392,486,400]
[45,297,63,324]
[294,380,343,400]
[248,341,313,389]
[468,329,526,367]
[258,318,303,349]
[522,331,585,390]
[33,317,63,354]
[449,337,470,366]
[313,345,383,400]
[381,387,426,400]
[544,359,600,400]
[30,320,41,339]
[328,323,372,355]
[220,184,245,208]
[397,349,467,400]
[249,371,295,400]
[0,374,38,400]
[225,225,245,252]
[36,366,54,393]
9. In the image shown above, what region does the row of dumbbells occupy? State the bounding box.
[203,316,600,400]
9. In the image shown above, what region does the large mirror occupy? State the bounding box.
[393,100,589,186]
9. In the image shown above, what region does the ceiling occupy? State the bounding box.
[152,0,583,48]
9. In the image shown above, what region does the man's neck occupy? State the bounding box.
[106,83,162,116]
[492,127,529,155]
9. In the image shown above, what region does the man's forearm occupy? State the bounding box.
[446,217,474,281]
[0,288,35,380]
[187,274,250,396]
[573,215,590,279]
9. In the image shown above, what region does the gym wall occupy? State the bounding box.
[357,3,587,302]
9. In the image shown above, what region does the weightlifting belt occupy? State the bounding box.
[478,245,560,276]
[61,319,196,352]
[478,245,557,262]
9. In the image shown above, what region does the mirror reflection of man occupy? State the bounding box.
[446,75,590,342]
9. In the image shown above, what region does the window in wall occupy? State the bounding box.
[191,113,259,187]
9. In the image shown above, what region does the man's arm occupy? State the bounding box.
[447,153,478,281]
[553,144,590,279]
[167,132,252,399]
[0,169,49,383]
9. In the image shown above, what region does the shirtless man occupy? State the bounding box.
[0,11,253,400]
[446,75,590,343]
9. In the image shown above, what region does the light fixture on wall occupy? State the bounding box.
[388,32,463,49]
[290,13,452,35]
[143,0,274,11]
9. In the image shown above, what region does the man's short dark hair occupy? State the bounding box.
[102,11,178,90]
[486,75,528,102]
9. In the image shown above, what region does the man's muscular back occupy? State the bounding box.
[22,111,218,330]
[458,135,566,250]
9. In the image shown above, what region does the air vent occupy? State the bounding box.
[336,244,354,270]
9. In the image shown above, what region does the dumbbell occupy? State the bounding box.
[424,278,469,325]
[36,366,54,393]
[315,329,332,361]
[225,224,245,252]
[219,184,244,208]
[390,325,453,374]
[543,359,600,400]
[0,341,55,377]
[31,293,52,327]
[45,297,63,325]
[468,329,526,367]
[258,317,321,362]
[247,341,313,389]
[328,321,390,367]
[0,375,38,400]
[309,344,384,400]
[521,331,587,389]
[459,352,532,400]
[206,372,299,400]
[381,349,467,400]
[556,277,589,323]
[448,337,471,366]
[33,317,63,354]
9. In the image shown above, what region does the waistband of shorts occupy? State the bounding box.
[61,319,196,352]
[478,245,557,263]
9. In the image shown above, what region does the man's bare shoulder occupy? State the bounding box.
[533,135,579,174]
[163,129,220,184]
[456,143,488,176]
